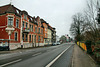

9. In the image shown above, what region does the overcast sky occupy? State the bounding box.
[0,0,87,37]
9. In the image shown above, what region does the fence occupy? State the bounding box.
[77,42,87,51]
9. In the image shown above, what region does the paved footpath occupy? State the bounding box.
[72,44,99,67]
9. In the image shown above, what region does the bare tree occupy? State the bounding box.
[70,13,84,41]
[83,0,100,42]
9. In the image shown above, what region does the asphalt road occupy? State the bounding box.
[0,43,74,67]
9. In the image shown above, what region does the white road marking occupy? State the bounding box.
[0,59,22,67]
[45,45,72,67]
[19,52,22,53]
[32,52,42,56]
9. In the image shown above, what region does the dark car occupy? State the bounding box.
[0,42,9,51]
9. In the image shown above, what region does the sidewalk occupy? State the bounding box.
[72,44,98,67]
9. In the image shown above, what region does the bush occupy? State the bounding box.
[85,40,93,54]
[96,40,100,45]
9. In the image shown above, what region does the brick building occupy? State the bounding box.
[0,4,56,50]
[41,19,48,45]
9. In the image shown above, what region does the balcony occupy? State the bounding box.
[22,28,30,33]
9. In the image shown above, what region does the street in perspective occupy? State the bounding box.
[0,43,73,67]
[0,0,100,67]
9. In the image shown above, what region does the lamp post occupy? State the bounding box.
[5,27,15,50]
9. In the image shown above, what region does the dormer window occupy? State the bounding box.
[16,9,19,14]
[24,14,27,20]
[8,17,13,26]
[31,18,32,21]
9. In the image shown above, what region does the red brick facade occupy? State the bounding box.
[0,4,56,50]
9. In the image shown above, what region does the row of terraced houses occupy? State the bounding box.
[0,4,56,50]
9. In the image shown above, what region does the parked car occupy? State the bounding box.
[56,42,60,45]
[0,42,9,51]
[52,43,57,46]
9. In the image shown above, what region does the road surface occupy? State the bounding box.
[0,43,74,67]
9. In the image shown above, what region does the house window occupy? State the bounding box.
[30,24,31,31]
[26,23,28,28]
[41,29,43,34]
[39,28,40,33]
[8,17,13,26]
[45,39,47,43]
[15,32,17,41]
[24,14,27,20]
[32,25,33,32]
[22,34,24,41]
[35,27,37,33]
[41,36,43,41]
[16,19,19,28]
[26,34,28,41]
[38,36,40,41]
[23,21,24,28]
[29,35,31,41]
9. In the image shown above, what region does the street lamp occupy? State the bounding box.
[5,27,15,50]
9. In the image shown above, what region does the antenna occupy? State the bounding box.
[10,0,12,5]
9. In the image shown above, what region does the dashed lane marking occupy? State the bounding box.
[32,52,42,56]
[0,59,22,67]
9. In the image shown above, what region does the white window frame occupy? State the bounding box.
[7,15,14,26]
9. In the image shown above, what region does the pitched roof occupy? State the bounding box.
[0,4,11,14]
[0,4,54,28]
[40,19,48,24]
[0,4,22,16]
